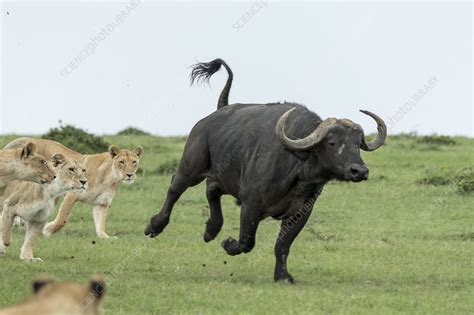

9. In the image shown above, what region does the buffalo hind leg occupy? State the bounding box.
[274,203,314,283]
[221,204,260,256]
[145,173,204,237]
[203,180,223,242]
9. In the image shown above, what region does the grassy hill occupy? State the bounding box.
[0,134,473,314]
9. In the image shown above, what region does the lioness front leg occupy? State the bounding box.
[43,194,77,236]
[1,206,15,248]
[93,205,112,239]
[0,212,8,255]
[20,221,45,261]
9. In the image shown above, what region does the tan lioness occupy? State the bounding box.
[0,274,105,315]
[0,153,87,261]
[4,138,143,239]
[0,143,55,189]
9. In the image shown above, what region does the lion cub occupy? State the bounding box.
[0,154,87,261]
[0,274,105,315]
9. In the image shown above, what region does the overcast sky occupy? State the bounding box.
[1,1,472,136]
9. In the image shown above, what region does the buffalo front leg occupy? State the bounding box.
[43,194,77,236]
[93,205,111,239]
[20,221,45,261]
[221,204,261,256]
[203,180,223,242]
[274,201,315,283]
[145,173,202,238]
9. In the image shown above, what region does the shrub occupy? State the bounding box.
[117,127,150,136]
[152,159,179,176]
[417,135,456,146]
[416,176,451,186]
[454,167,474,194]
[42,123,109,154]
[417,166,474,194]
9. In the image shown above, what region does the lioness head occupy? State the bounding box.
[109,145,143,184]
[16,143,56,185]
[31,274,105,315]
[50,153,88,191]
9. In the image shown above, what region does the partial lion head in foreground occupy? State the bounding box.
[0,274,106,315]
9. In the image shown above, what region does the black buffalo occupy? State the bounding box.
[145,58,387,283]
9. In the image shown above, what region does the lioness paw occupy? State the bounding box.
[21,257,43,262]
[97,233,116,239]
[43,222,57,237]
[13,216,25,227]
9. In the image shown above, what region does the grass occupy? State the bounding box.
[0,134,473,314]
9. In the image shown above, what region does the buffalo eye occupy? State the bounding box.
[328,141,336,147]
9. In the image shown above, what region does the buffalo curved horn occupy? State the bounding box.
[359,110,387,151]
[276,108,335,151]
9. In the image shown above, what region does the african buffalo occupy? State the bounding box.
[145,58,387,283]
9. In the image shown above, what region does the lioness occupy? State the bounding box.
[4,138,143,238]
[0,143,55,189]
[0,153,87,261]
[0,274,105,315]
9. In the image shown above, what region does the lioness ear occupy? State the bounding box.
[21,143,37,159]
[52,153,65,167]
[89,275,106,299]
[133,146,144,158]
[109,146,119,158]
[32,275,54,293]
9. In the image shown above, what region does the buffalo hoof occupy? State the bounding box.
[203,231,215,243]
[221,237,241,256]
[144,214,169,238]
[274,274,294,284]
[203,220,221,243]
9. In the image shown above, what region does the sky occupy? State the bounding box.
[1,1,472,137]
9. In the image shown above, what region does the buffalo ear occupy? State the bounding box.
[52,153,65,167]
[109,146,119,158]
[133,146,144,158]
[21,143,37,159]
[291,151,310,161]
[32,275,54,293]
[89,275,106,299]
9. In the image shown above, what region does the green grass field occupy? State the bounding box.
[0,134,473,314]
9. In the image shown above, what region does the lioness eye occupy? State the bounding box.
[83,169,86,172]
[120,161,125,165]
[42,160,48,165]
[132,161,137,165]
[68,167,75,172]
[328,142,336,147]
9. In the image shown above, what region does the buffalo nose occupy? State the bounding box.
[80,180,87,185]
[349,164,369,180]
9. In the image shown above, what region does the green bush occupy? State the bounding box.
[417,176,451,186]
[454,167,474,194]
[42,124,109,154]
[417,166,474,194]
[117,127,150,136]
[417,135,456,146]
[151,159,179,176]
